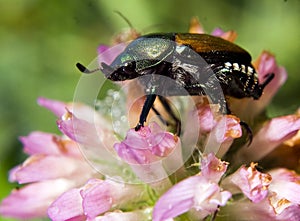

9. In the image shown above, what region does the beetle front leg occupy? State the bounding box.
[135,94,157,131]
[158,96,181,135]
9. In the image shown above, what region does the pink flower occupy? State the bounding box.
[0,128,94,219]
[200,153,228,182]
[114,122,182,184]
[229,163,272,203]
[184,102,242,156]
[48,178,148,220]
[222,168,300,220]
[188,17,205,34]
[114,122,178,164]
[153,153,231,221]
[97,44,127,66]
[268,169,300,215]
[189,17,237,42]
[1,18,299,221]
[0,180,75,219]
[233,114,300,166]
[93,210,155,221]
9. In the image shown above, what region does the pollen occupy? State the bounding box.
[62,110,72,121]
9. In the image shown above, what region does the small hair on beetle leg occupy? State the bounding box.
[76,63,100,74]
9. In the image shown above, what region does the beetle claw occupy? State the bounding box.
[135,122,143,131]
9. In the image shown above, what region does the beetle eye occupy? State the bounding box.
[122,62,135,74]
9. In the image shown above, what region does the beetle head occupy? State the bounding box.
[100,60,140,81]
[100,35,176,81]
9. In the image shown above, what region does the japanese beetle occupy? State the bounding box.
[77,33,274,142]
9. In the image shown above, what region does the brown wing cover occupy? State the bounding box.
[175,33,252,64]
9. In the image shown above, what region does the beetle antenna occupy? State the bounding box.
[113,11,134,29]
[76,63,100,74]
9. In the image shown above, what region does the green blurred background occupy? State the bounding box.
[0,0,299,220]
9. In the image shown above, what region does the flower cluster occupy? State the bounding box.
[1,18,300,221]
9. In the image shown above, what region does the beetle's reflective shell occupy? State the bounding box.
[102,33,262,100]
[110,34,175,73]
[175,33,251,64]
[98,33,274,137]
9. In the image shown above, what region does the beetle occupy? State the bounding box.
[77,33,274,143]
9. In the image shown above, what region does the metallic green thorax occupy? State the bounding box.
[113,34,175,72]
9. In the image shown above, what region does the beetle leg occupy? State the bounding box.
[239,121,253,145]
[225,101,232,114]
[158,96,181,135]
[135,94,157,131]
[225,102,253,145]
[260,73,275,90]
[151,105,172,126]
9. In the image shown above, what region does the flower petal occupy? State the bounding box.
[153,176,200,221]
[0,179,73,219]
[230,163,272,203]
[211,28,237,42]
[81,179,113,219]
[114,141,155,164]
[114,127,174,182]
[220,198,276,221]
[268,169,300,214]
[254,51,288,114]
[188,17,205,34]
[275,204,300,221]
[37,97,67,117]
[122,127,150,150]
[19,131,61,155]
[57,110,128,179]
[200,153,228,183]
[193,181,231,218]
[48,188,85,221]
[204,115,242,156]
[57,111,102,147]
[9,154,92,184]
[153,175,231,221]
[19,131,82,157]
[235,114,300,164]
[114,122,177,164]
[57,110,117,150]
[98,43,127,65]
[213,115,242,143]
[92,209,153,221]
[197,103,218,134]
[80,179,148,219]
